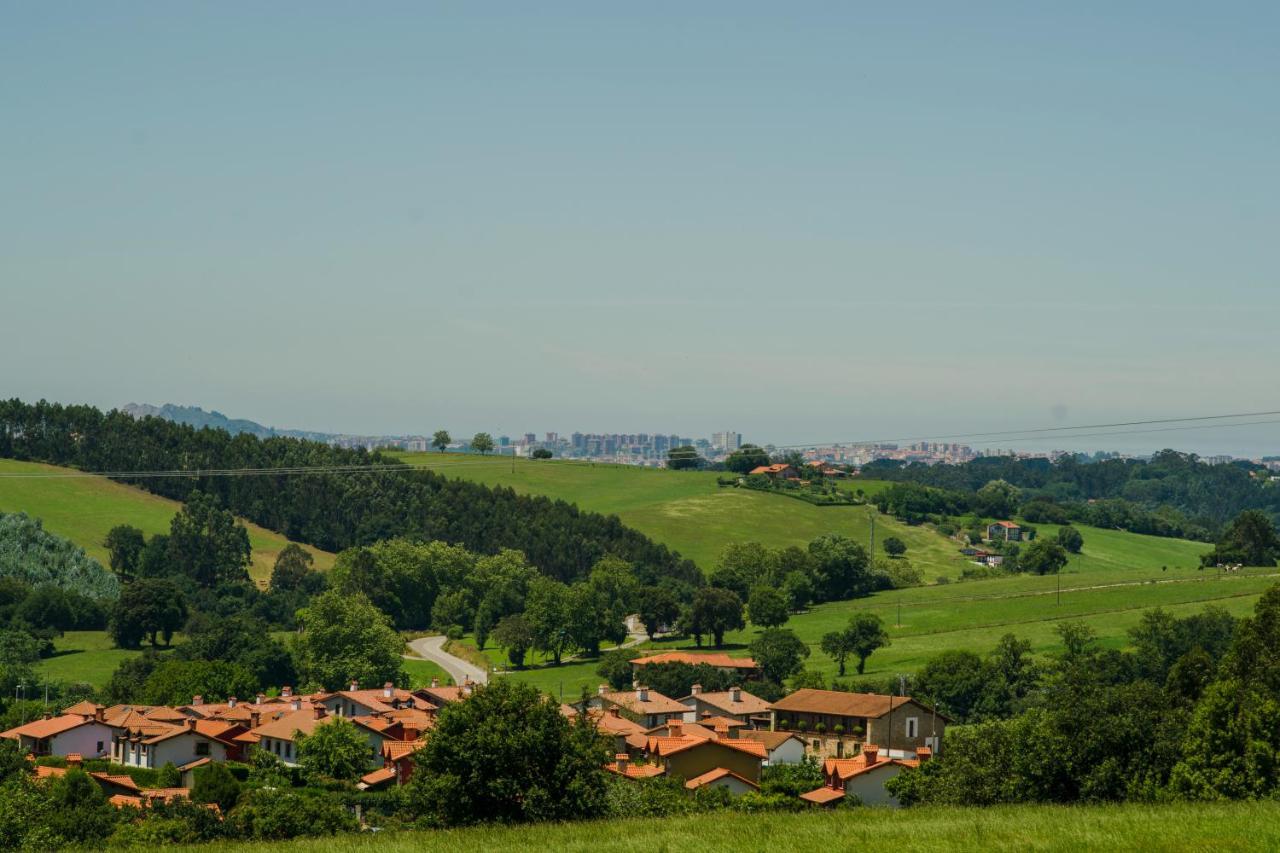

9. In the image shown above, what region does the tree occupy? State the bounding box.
[493,614,535,668]
[531,448,553,459]
[820,629,853,677]
[882,537,907,558]
[297,717,373,781]
[109,578,187,648]
[913,649,993,723]
[292,590,404,691]
[17,585,74,633]
[404,679,609,826]
[689,587,745,647]
[750,628,809,684]
[634,586,680,641]
[725,444,770,474]
[781,570,815,612]
[1056,525,1084,554]
[191,761,243,813]
[471,433,495,455]
[975,479,1021,518]
[666,446,701,470]
[1019,539,1068,575]
[747,586,789,629]
[808,534,881,601]
[596,647,643,690]
[1202,509,1280,567]
[167,491,251,588]
[0,629,40,697]
[524,576,574,665]
[104,525,146,581]
[846,612,890,675]
[432,430,451,453]
[139,659,257,705]
[269,544,315,592]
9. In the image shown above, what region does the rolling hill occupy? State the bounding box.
[0,458,335,584]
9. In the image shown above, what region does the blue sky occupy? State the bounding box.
[3,3,1278,453]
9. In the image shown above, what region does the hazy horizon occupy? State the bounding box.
[5,4,1278,456]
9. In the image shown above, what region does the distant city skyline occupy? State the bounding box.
[5,5,1279,458]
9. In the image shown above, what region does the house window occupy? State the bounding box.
[96,741,104,754]
[195,742,210,756]
[285,741,292,759]
[906,717,919,739]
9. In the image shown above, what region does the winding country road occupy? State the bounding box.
[406,635,489,685]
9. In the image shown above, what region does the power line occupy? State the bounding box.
[0,407,1276,479]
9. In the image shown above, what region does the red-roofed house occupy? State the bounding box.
[679,684,770,727]
[240,706,391,769]
[2,710,115,758]
[747,464,797,479]
[585,684,688,729]
[986,521,1024,542]
[799,744,927,808]
[630,652,760,680]
[111,718,243,770]
[644,720,765,787]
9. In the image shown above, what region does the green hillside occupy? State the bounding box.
[0,458,335,584]
[391,453,966,576]
[169,801,1280,852]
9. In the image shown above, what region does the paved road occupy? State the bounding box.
[406,635,489,685]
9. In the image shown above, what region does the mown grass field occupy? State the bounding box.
[169,801,1280,852]
[390,453,966,577]
[37,630,182,689]
[0,458,335,583]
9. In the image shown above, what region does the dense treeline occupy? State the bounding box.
[887,584,1280,805]
[0,399,698,586]
[864,450,1278,540]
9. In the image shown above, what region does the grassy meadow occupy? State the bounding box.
[168,801,1280,852]
[390,453,966,577]
[0,458,334,584]
[37,630,181,689]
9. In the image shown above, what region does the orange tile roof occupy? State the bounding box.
[737,730,802,751]
[61,701,103,717]
[799,786,845,804]
[631,652,758,670]
[1,714,99,740]
[247,710,390,743]
[360,767,397,788]
[599,688,686,716]
[697,715,748,730]
[646,733,766,759]
[382,740,426,761]
[689,688,770,715]
[604,759,665,780]
[590,709,648,736]
[769,689,928,719]
[142,788,190,803]
[683,767,759,791]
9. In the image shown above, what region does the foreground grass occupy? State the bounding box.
[0,458,335,583]
[171,802,1280,852]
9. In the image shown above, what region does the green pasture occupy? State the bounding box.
[0,458,335,583]
[168,801,1280,852]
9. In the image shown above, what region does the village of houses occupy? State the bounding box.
[3,650,946,810]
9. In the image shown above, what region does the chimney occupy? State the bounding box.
[608,707,621,719]
[598,684,608,696]
[93,708,105,723]
[714,723,729,739]
[669,720,683,738]
[730,686,742,703]
[281,686,292,698]
[314,706,327,720]
[636,685,648,703]
[256,693,266,706]
[186,718,197,730]
[691,683,702,696]
[228,696,237,708]
[349,679,359,692]
[916,746,932,762]
[862,744,880,766]
[250,711,261,729]
[463,681,474,697]
[192,695,203,707]
[430,677,439,689]
[384,682,394,699]
[615,753,629,774]
[66,753,83,766]
[291,697,302,712]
